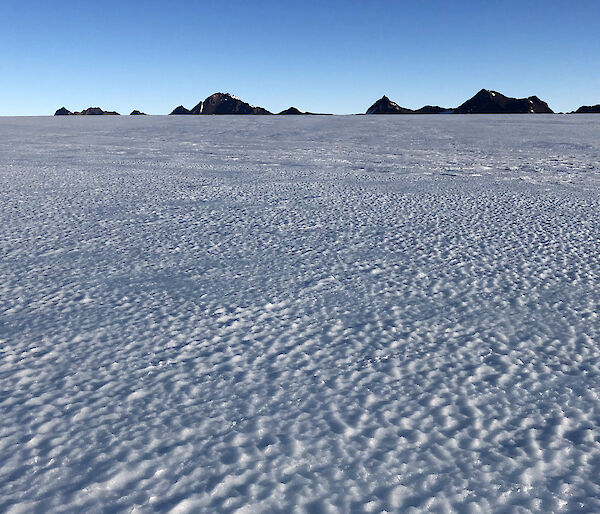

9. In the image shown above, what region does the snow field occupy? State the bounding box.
[1,115,600,512]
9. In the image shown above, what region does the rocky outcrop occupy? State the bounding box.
[574,105,600,113]
[366,96,414,114]
[130,110,146,115]
[454,89,553,114]
[55,107,119,115]
[169,94,270,115]
[190,101,203,115]
[78,107,104,115]
[201,93,271,115]
[366,96,452,114]
[75,107,120,115]
[278,107,332,115]
[170,105,192,115]
[279,107,305,115]
[414,105,453,114]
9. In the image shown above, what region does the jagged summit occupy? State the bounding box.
[366,96,414,114]
[454,89,553,114]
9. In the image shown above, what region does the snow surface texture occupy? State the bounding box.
[1,115,600,513]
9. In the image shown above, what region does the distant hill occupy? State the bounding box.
[573,105,600,113]
[279,107,305,115]
[130,110,146,115]
[277,107,332,115]
[454,89,553,114]
[54,107,119,115]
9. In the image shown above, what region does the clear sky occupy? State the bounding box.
[1,0,599,115]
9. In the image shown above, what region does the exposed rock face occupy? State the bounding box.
[79,107,104,115]
[201,93,271,115]
[56,107,120,115]
[54,107,73,116]
[130,110,146,115]
[279,107,304,115]
[170,105,192,115]
[414,105,453,114]
[169,94,270,115]
[366,96,414,114]
[454,89,553,114]
[73,107,120,115]
[574,105,600,113]
[190,101,203,115]
[278,107,331,115]
[366,96,452,115]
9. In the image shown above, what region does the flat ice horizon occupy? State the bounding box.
[1,115,600,512]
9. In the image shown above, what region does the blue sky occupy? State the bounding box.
[1,0,599,115]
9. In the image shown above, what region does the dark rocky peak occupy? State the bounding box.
[278,106,331,115]
[170,94,270,115]
[170,105,192,115]
[475,88,499,99]
[55,106,119,115]
[279,107,304,115]
[366,95,414,114]
[130,110,146,115]
[574,104,600,113]
[54,107,73,116]
[414,105,453,114]
[201,93,271,115]
[522,96,553,113]
[454,89,553,114]
[190,101,203,115]
[75,107,120,115]
[80,107,104,115]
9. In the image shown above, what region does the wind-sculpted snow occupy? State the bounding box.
[1,115,600,512]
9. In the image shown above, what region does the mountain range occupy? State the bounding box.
[366,89,553,114]
[54,90,600,116]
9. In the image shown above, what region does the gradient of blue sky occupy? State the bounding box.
[1,0,599,115]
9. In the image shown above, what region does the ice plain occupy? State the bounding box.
[1,114,600,513]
